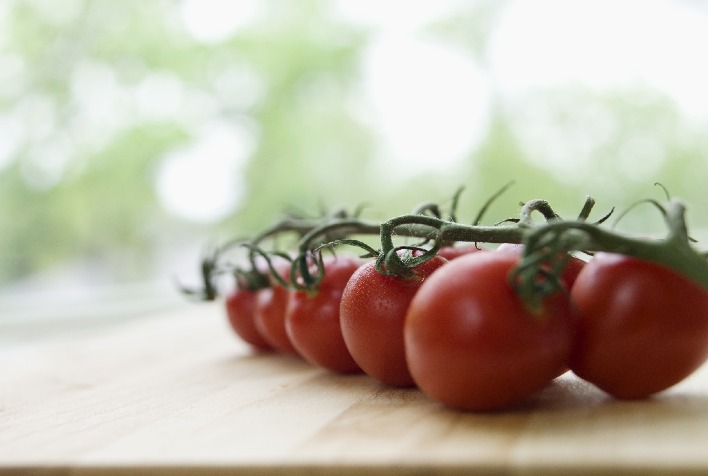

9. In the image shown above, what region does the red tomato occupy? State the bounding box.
[569,252,708,399]
[254,261,299,355]
[405,251,574,411]
[438,243,480,260]
[340,255,448,387]
[224,288,272,351]
[285,256,363,373]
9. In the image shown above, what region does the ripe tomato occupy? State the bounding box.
[254,261,299,355]
[224,288,272,351]
[404,251,574,411]
[285,256,363,373]
[438,243,480,260]
[340,255,448,387]
[569,252,708,399]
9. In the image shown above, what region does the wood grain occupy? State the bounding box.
[2,303,708,475]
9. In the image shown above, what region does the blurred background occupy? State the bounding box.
[2,0,708,322]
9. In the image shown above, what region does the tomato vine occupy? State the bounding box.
[179,185,708,411]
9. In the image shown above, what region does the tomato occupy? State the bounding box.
[254,261,299,355]
[340,255,448,387]
[438,243,481,260]
[224,288,273,351]
[285,256,363,373]
[569,252,708,399]
[404,251,574,411]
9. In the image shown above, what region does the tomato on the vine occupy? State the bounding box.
[285,256,363,373]
[496,242,586,290]
[340,255,448,387]
[569,252,708,399]
[438,243,481,260]
[404,251,575,411]
[224,288,273,351]
[254,261,299,355]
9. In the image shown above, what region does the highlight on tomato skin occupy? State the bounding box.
[339,255,449,387]
[404,251,575,412]
[569,252,708,400]
[285,255,364,374]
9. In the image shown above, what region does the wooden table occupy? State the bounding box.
[2,302,708,475]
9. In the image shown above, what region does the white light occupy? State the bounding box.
[21,135,75,190]
[155,121,257,223]
[69,61,132,150]
[16,93,56,139]
[333,0,461,31]
[363,34,490,176]
[335,0,490,177]
[24,0,83,27]
[179,0,260,44]
[210,64,266,111]
[0,54,26,97]
[490,0,708,117]
[0,116,23,170]
[135,72,186,121]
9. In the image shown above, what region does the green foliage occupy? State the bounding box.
[1,0,707,287]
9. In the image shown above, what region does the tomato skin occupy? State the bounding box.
[495,242,525,254]
[569,253,708,399]
[224,289,273,351]
[438,243,480,260]
[285,256,363,373]
[254,262,299,355]
[340,256,448,387]
[405,251,574,411]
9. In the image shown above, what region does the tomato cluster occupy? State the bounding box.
[189,193,708,412]
[220,245,708,412]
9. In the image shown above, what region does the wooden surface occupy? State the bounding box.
[2,303,708,476]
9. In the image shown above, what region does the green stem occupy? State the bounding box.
[379,214,527,277]
[296,218,381,255]
[208,210,355,293]
[378,198,565,277]
[291,218,381,288]
[522,199,708,290]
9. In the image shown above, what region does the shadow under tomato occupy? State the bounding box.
[446,372,708,442]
